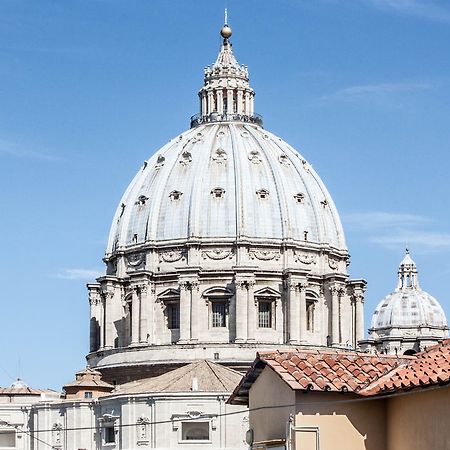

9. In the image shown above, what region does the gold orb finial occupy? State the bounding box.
[220,24,232,39]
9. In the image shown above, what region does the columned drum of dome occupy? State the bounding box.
[86,22,366,383]
[361,250,448,355]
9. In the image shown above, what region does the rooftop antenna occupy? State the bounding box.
[224,7,228,25]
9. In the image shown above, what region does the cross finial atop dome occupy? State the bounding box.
[397,248,419,290]
[220,9,232,42]
[190,18,262,128]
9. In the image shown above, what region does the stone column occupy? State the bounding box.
[179,280,192,343]
[217,90,224,114]
[234,280,248,343]
[288,280,300,344]
[207,92,213,115]
[247,280,256,342]
[275,298,283,342]
[88,286,101,352]
[102,288,115,349]
[227,89,234,114]
[298,283,307,343]
[146,282,156,345]
[139,285,148,344]
[190,280,200,342]
[354,293,365,346]
[237,90,243,114]
[201,94,207,116]
[131,287,140,345]
[244,92,250,115]
[330,285,342,346]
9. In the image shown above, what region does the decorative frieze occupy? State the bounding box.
[202,248,235,260]
[159,249,186,263]
[126,252,146,270]
[249,249,281,261]
[294,252,317,265]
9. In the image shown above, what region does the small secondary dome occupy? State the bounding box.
[363,250,448,355]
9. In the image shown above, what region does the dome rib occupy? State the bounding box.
[247,125,289,240]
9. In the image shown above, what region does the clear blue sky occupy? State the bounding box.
[1,0,450,390]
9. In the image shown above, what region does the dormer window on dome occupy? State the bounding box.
[190,19,263,128]
[169,191,183,201]
[256,189,269,199]
[211,187,225,198]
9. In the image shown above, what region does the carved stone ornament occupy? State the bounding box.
[327,256,339,270]
[249,249,281,261]
[187,410,203,419]
[294,252,317,265]
[179,280,199,291]
[126,252,146,269]
[202,249,234,260]
[213,148,228,164]
[159,249,185,263]
[101,288,115,300]
[88,290,102,306]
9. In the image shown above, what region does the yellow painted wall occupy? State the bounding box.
[249,366,296,443]
[295,392,386,450]
[386,385,450,450]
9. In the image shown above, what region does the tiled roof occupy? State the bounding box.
[259,349,408,394]
[229,340,450,404]
[63,367,114,390]
[361,339,450,395]
[115,360,242,395]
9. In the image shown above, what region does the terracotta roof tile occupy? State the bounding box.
[361,341,450,396]
[229,342,450,406]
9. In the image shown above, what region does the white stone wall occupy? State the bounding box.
[30,393,248,450]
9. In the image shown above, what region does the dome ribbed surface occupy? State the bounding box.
[371,289,447,329]
[107,122,346,254]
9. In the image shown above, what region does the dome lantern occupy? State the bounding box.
[191,16,262,128]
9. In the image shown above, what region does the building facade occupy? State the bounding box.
[31,361,247,450]
[86,20,366,385]
[230,341,450,450]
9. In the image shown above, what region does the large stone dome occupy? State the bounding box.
[86,23,366,384]
[363,251,448,355]
[106,123,346,254]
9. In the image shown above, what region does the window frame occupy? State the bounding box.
[254,287,280,330]
[103,425,116,445]
[306,292,318,333]
[202,287,233,330]
[0,430,16,448]
[180,421,211,443]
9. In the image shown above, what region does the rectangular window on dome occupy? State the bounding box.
[258,301,272,328]
[168,303,180,329]
[212,302,227,327]
[0,431,15,448]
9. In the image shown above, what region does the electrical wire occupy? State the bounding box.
[11,383,441,435]
[0,420,55,449]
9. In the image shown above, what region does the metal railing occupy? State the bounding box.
[190,112,263,128]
